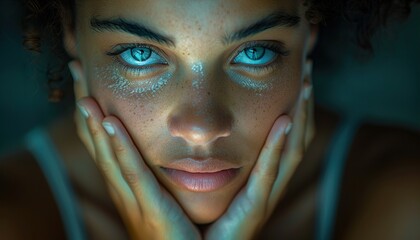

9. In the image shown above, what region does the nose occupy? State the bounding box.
[168,103,232,146]
[168,102,232,145]
[167,61,233,146]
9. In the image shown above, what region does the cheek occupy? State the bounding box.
[252,83,299,128]
[86,69,171,153]
[235,62,301,153]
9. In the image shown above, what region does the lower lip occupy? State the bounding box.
[162,168,240,192]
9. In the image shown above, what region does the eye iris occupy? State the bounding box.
[131,48,152,61]
[245,47,265,60]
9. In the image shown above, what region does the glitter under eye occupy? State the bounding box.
[227,69,274,93]
[95,64,173,99]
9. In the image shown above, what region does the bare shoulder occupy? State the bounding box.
[335,123,420,240]
[0,149,66,240]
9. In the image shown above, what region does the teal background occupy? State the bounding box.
[313,6,420,129]
[0,0,74,155]
[1,1,419,156]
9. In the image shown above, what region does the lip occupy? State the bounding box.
[162,168,240,192]
[164,158,240,173]
[161,158,241,192]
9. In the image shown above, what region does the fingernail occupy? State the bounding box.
[102,122,115,136]
[68,61,80,81]
[77,102,89,118]
[285,123,293,135]
[304,85,312,100]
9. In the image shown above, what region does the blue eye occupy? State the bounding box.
[233,46,278,66]
[119,47,167,67]
[107,44,168,69]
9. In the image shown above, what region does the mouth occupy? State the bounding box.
[161,158,241,192]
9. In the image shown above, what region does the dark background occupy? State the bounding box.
[1,1,419,156]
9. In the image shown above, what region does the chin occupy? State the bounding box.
[187,204,225,224]
[175,188,238,224]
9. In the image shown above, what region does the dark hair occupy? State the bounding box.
[22,0,420,102]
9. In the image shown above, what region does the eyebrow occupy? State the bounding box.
[223,11,300,45]
[90,17,176,47]
[90,10,300,47]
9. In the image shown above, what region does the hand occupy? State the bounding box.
[204,81,314,240]
[69,61,201,240]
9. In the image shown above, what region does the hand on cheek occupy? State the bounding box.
[204,82,313,240]
[68,61,201,240]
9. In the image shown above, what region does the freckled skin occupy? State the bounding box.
[70,0,314,223]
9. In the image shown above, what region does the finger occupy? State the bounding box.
[68,60,89,99]
[285,83,310,158]
[245,115,292,205]
[101,116,168,214]
[78,97,142,234]
[76,98,133,199]
[68,61,95,158]
[74,108,95,158]
[267,83,311,211]
[106,183,143,238]
[102,117,199,238]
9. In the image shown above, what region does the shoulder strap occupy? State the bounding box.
[316,117,360,240]
[25,127,87,240]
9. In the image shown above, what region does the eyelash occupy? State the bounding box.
[106,41,290,76]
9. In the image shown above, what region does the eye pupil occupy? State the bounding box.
[131,48,152,61]
[245,47,265,60]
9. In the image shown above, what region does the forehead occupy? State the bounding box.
[78,0,301,32]
[76,0,306,62]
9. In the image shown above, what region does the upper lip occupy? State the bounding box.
[162,158,240,173]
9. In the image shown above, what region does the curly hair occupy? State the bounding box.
[21,0,420,102]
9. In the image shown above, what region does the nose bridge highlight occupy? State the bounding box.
[191,61,205,90]
[187,61,224,106]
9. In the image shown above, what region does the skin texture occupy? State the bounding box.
[64,0,317,232]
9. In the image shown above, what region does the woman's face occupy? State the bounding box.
[67,0,315,223]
